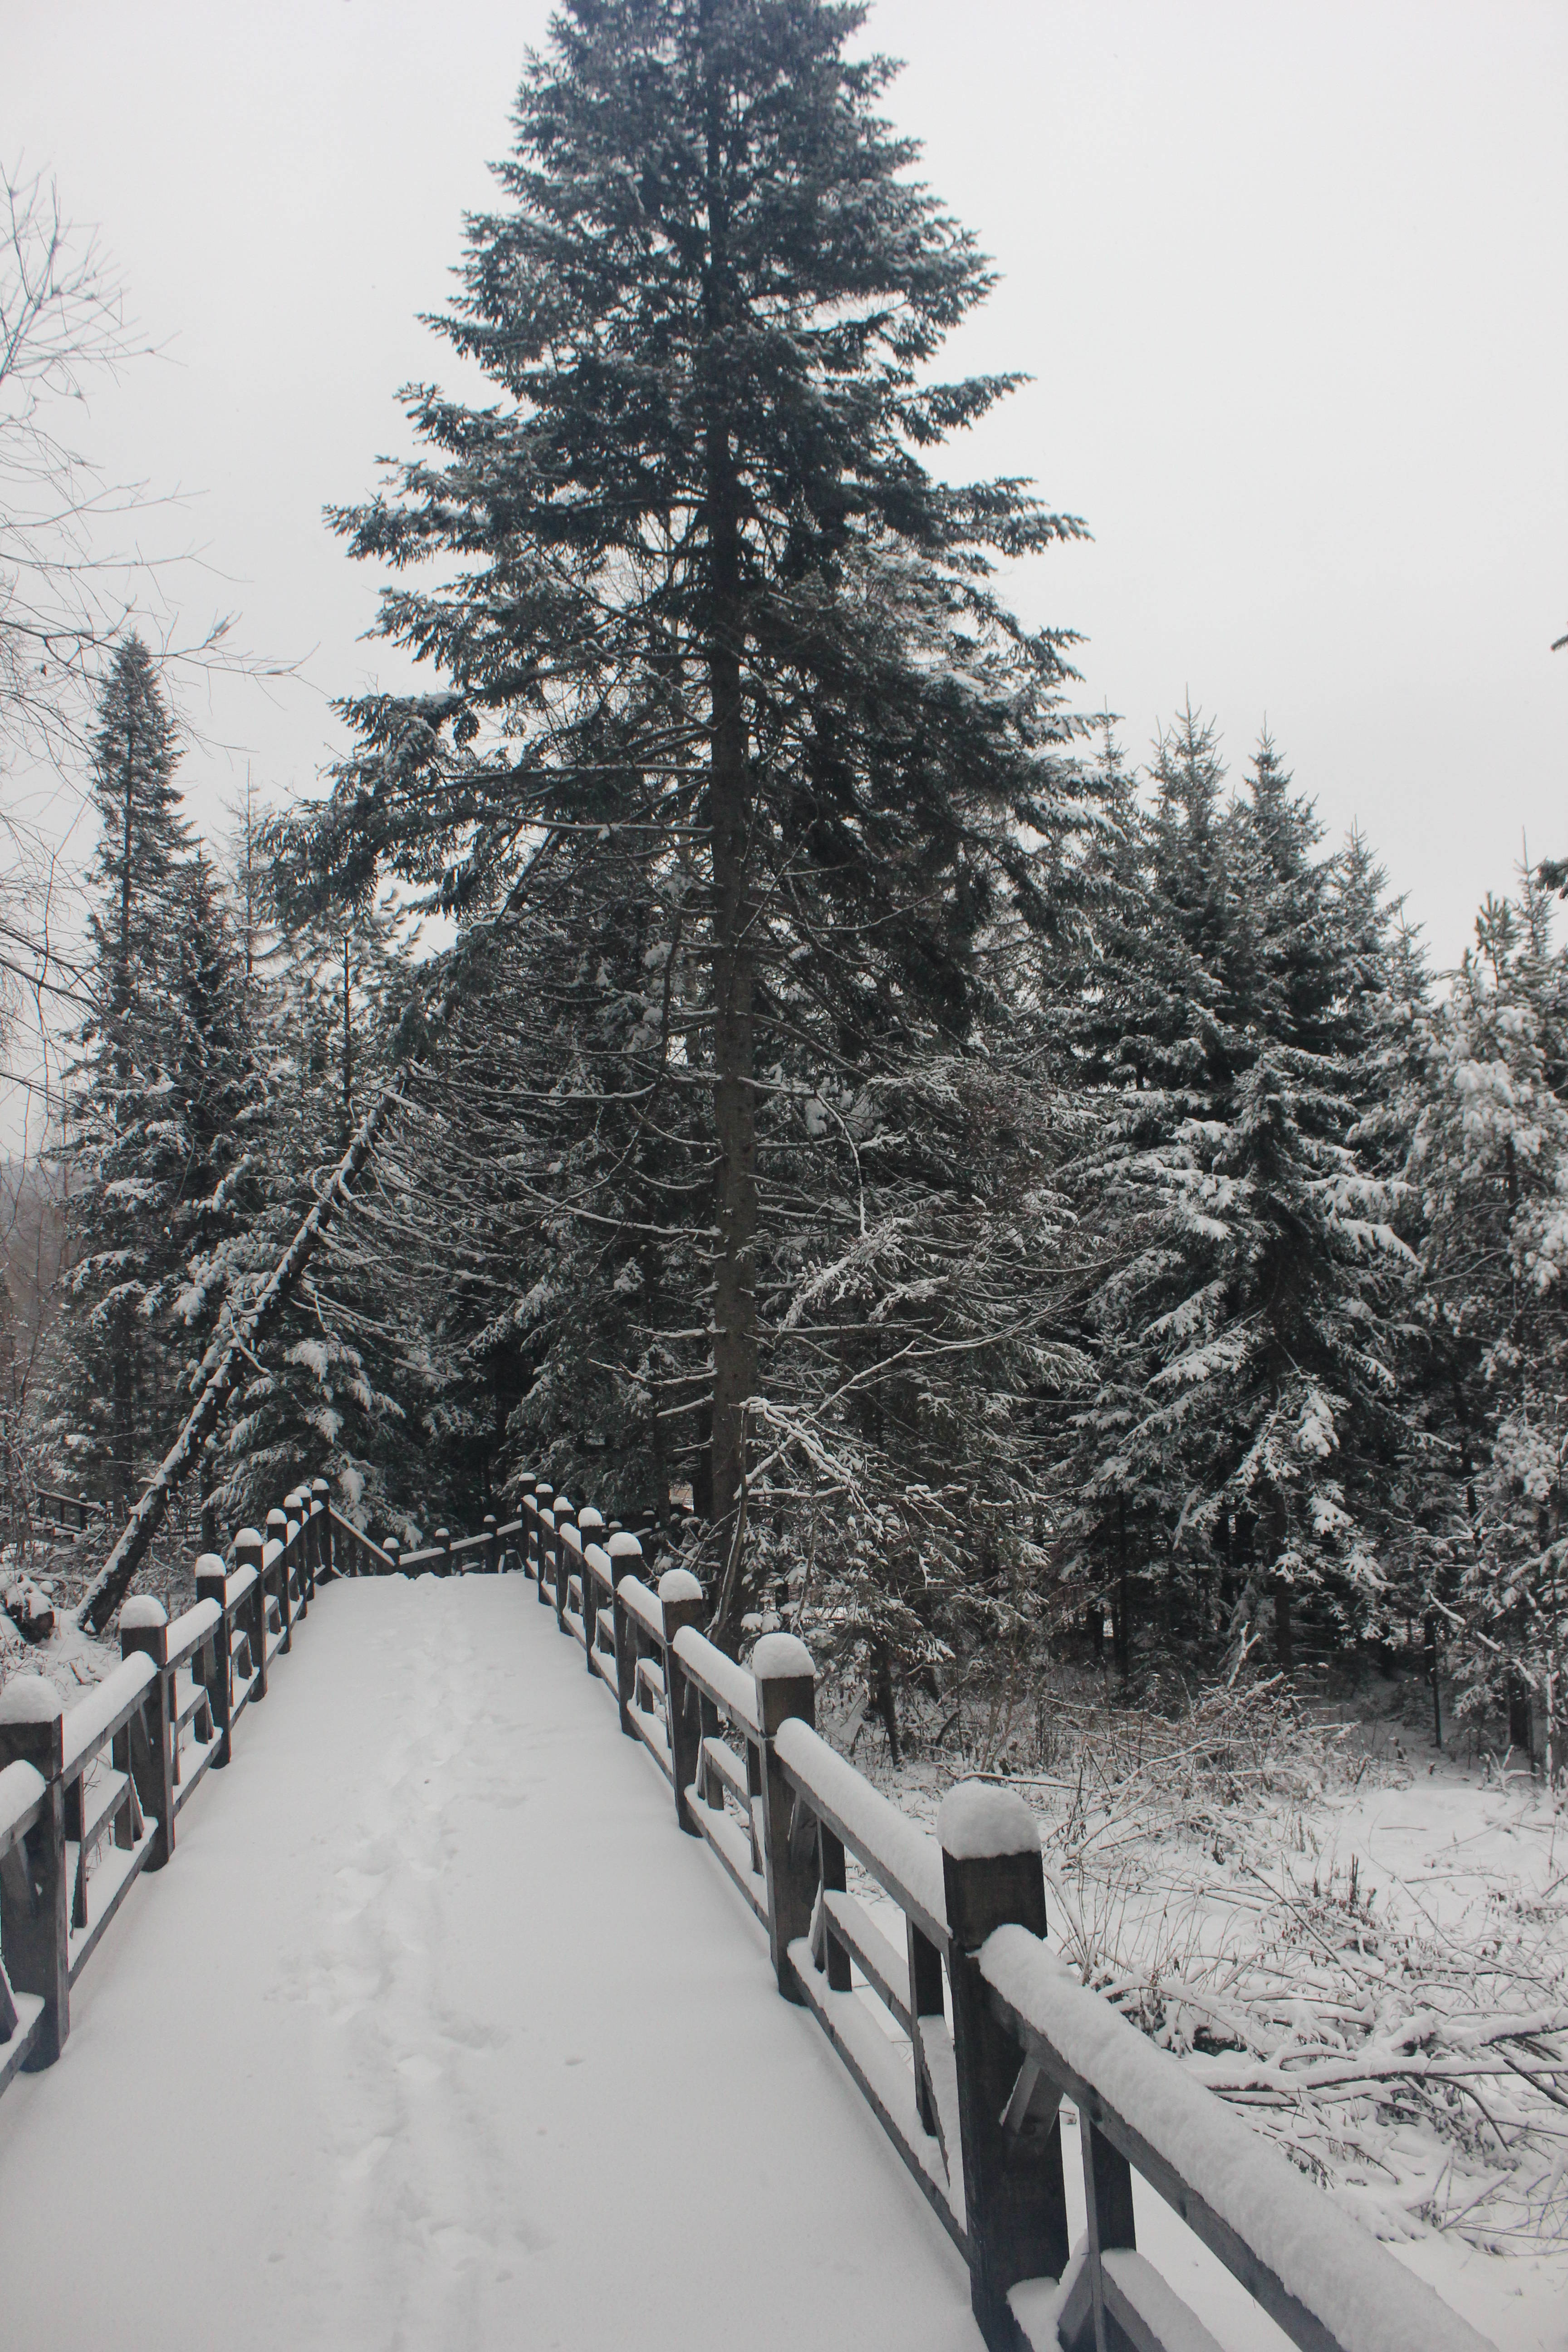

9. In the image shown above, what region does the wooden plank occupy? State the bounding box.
[788,1935,967,2258]
[685,1784,769,1925]
[822,1890,912,2031]
[671,1624,761,1737]
[65,1828,155,1985]
[774,1719,948,1955]
[627,1701,674,1784]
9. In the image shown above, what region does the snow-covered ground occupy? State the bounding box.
[0,1576,983,2352]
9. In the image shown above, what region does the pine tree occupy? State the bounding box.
[1061,718,1409,1676]
[1405,877,1568,1761]
[283,0,1090,1625]
[56,638,193,1514]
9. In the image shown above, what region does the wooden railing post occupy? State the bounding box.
[266,1507,293,1653]
[235,1528,267,1700]
[282,1494,301,1622]
[483,1513,498,1574]
[577,1508,604,1671]
[532,1485,554,1601]
[751,1632,818,2002]
[385,1538,401,1579]
[300,1494,313,1607]
[657,1568,706,1835]
[194,1552,233,1767]
[311,1480,331,1585]
[940,1781,1069,2348]
[436,1526,452,1579]
[118,1598,174,1870]
[0,1675,68,2066]
[551,1499,576,1633]
[607,1532,643,1737]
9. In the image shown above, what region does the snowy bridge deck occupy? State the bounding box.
[0,1500,1497,2352]
[0,1573,983,2350]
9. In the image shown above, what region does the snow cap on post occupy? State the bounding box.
[0,1672,64,1724]
[750,1631,815,1684]
[195,1552,227,1579]
[577,1506,604,1534]
[657,1567,703,1607]
[940,1778,1046,1954]
[938,1779,1039,1863]
[118,1596,168,1631]
[607,1530,643,1561]
[234,1527,262,1551]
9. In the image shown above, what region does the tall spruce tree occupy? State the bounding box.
[57,638,194,1513]
[285,0,1088,1625]
[1405,877,1568,1760]
[1061,718,1409,1675]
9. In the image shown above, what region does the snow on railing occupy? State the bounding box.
[0,1476,332,2093]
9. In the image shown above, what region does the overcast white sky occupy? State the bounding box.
[6,0,1566,979]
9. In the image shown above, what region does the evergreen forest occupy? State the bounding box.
[7,0,1567,1774]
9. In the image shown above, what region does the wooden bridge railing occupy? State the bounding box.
[0,1475,328,2094]
[501,1476,1490,2352]
[0,1475,1493,2352]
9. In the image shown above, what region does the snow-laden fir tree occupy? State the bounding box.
[1405,876,1568,1764]
[278,0,1093,1634]
[1061,718,1410,1675]
[54,637,195,1513]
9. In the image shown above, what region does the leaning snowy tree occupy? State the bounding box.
[279,0,1091,1631]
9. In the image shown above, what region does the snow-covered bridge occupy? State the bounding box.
[0,1497,1494,2352]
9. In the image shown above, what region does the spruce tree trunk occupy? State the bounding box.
[1273,1581,1294,1676]
[702,11,758,1614]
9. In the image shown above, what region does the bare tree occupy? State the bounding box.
[0,158,272,770]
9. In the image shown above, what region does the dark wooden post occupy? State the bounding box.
[940,1780,1069,2347]
[299,1492,314,1610]
[752,1631,818,2001]
[577,1508,604,1671]
[1080,2112,1138,2352]
[658,1568,707,1835]
[608,1532,643,1737]
[0,1675,69,2066]
[119,1597,175,1870]
[820,1821,851,1990]
[312,1479,332,1585]
[266,1507,293,1653]
[910,1918,946,2136]
[532,1485,554,1601]
[235,1527,267,1701]
[483,1513,498,1574]
[285,1486,310,1618]
[551,1499,576,1633]
[194,1552,233,1767]
[436,1526,452,1579]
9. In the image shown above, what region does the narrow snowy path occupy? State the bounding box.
[0,1575,983,2352]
